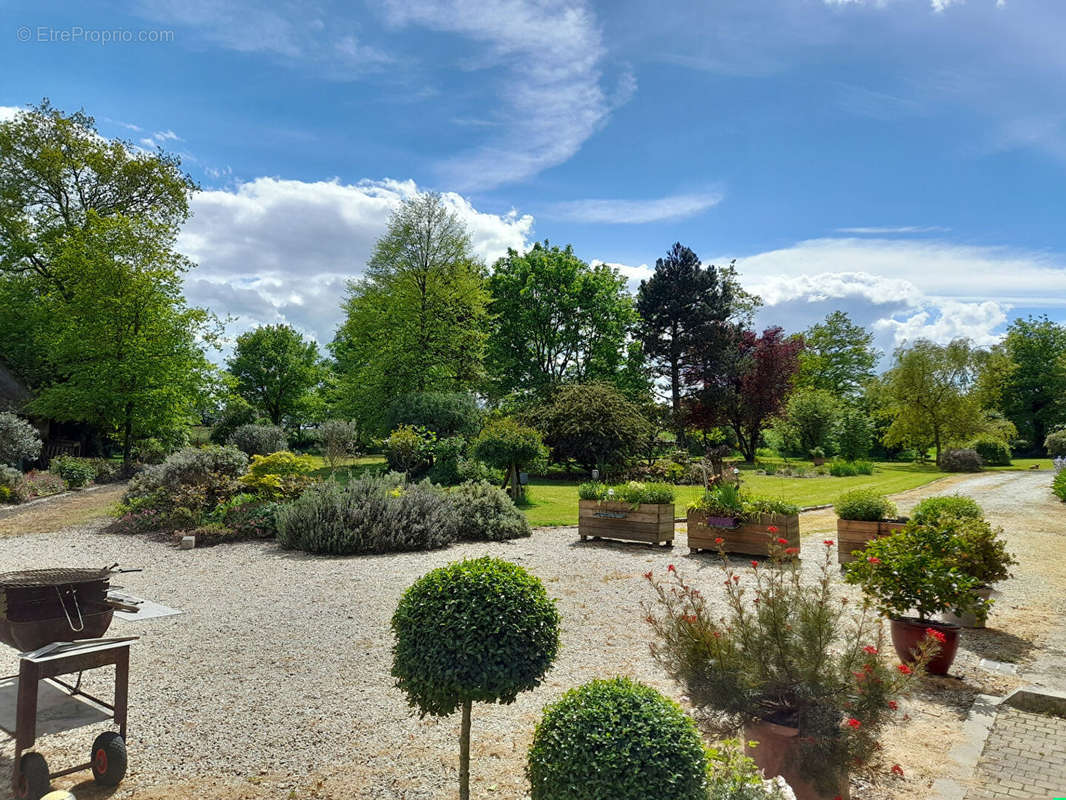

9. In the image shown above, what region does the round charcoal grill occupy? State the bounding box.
[0,567,115,652]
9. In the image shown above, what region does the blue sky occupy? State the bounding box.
[3,0,1065,362]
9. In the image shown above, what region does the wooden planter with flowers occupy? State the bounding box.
[577,482,676,547]
[688,511,799,556]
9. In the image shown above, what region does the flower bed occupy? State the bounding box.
[687,487,800,556]
[577,482,675,546]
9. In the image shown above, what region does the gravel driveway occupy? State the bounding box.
[0,470,1061,800]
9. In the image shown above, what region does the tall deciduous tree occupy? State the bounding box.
[686,326,803,463]
[796,311,878,396]
[636,244,756,442]
[27,215,214,467]
[332,193,488,433]
[485,241,640,401]
[882,338,985,464]
[228,324,321,426]
[998,316,1066,452]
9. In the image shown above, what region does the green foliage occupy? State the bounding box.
[845,522,983,619]
[834,489,897,521]
[778,388,841,456]
[426,436,466,486]
[796,311,879,396]
[740,494,801,519]
[221,499,281,541]
[486,241,641,401]
[13,470,67,502]
[940,447,982,472]
[706,740,788,800]
[0,465,22,503]
[911,495,983,526]
[210,396,258,445]
[1044,429,1066,458]
[526,677,708,800]
[531,382,650,470]
[331,193,489,433]
[578,481,676,505]
[649,545,922,793]
[999,317,1066,452]
[1053,469,1066,502]
[276,473,455,555]
[391,556,560,716]
[969,436,1011,466]
[947,517,1016,585]
[123,445,247,524]
[385,392,481,438]
[835,405,875,461]
[384,424,436,476]
[690,485,799,520]
[316,419,361,470]
[48,456,96,488]
[227,424,288,456]
[0,413,42,466]
[828,459,873,477]
[238,451,315,499]
[227,324,321,426]
[445,481,531,541]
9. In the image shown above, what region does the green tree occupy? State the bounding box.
[835,405,875,461]
[636,244,755,443]
[472,418,545,501]
[882,339,985,465]
[332,194,488,432]
[778,388,841,456]
[485,241,639,401]
[227,324,321,426]
[796,311,878,396]
[27,214,214,468]
[998,316,1066,452]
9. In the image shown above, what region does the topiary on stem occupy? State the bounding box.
[527,677,708,800]
[391,557,560,800]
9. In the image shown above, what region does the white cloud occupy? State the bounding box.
[874,300,1007,346]
[590,260,652,291]
[835,225,949,234]
[179,177,533,349]
[381,0,617,189]
[547,191,723,225]
[139,129,183,148]
[0,106,21,122]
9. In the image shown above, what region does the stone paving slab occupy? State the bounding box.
[966,707,1066,799]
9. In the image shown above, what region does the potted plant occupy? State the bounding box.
[688,488,800,556]
[834,489,908,564]
[647,537,937,800]
[844,521,981,674]
[578,481,675,546]
[941,517,1016,628]
[810,447,826,467]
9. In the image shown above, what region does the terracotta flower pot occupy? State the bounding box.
[890,617,960,675]
[743,720,849,800]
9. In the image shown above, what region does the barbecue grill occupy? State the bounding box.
[0,567,117,651]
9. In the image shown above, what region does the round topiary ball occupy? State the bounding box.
[391,556,560,717]
[527,677,708,800]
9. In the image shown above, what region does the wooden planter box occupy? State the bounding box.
[687,511,800,556]
[578,500,674,546]
[836,519,907,564]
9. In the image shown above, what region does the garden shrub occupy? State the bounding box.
[276,472,455,555]
[13,470,67,502]
[210,396,258,445]
[88,458,123,483]
[426,436,466,486]
[0,465,21,503]
[48,456,96,488]
[835,406,874,462]
[444,481,530,541]
[834,489,897,521]
[911,495,983,526]
[1045,429,1066,458]
[1053,469,1066,502]
[456,457,504,486]
[384,425,435,476]
[227,424,288,456]
[578,481,675,505]
[969,437,1011,466]
[385,391,481,438]
[940,448,982,473]
[317,419,360,470]
[222,499,281,540]
[238,451,315,499]
[134,437,169,464]
[527,677,708,800]
[705,740,790,800]
[829,460,856,477]
[391,556,560,800]
[0,412,41,467]
[126,445,248,501]
[946,517,1016,585]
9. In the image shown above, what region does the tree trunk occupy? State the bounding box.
[933,428,942,465]
[459,700,472,800]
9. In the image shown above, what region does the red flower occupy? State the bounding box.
[667,564,676,573]
[888,701,898,710]
[768,525,779,534]
[713,630,721,638]
[686,615,698,623]
[643,571,652,580]
[863,645,878,655]
[925,627,947,644]
[891,764,904,777]
[834,796,843,800]
[714,536,724,545]
[846,717,861,729]
[785,546,799,555]
[897,664,912,675]
[867,556,881,564]
[824,539,835,546]
[751,560,759,568]
[732,575,740,582]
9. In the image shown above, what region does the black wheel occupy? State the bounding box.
[90,731,127,786]
[16,752,50,800]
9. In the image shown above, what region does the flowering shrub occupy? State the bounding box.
[0,412,41,467]
[527,678,708,800]
[647,536,936,794]
[221,499,281,540]
[578,480,675,505]
[834,489,898,522]
[13,470,67,502]
[238,451,315,499]
[845,521,983,619]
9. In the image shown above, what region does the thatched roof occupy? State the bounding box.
[0,360,30,412]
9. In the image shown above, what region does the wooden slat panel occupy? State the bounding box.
[687,512,800,556]
[578,501,674,545]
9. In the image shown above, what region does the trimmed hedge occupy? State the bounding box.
[446,481,530,541]
[969,437,1011,467]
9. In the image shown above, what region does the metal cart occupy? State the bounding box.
[4,638,135,800]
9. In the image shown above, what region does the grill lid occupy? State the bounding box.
[0,567,112,589]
